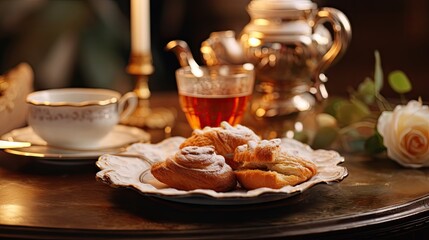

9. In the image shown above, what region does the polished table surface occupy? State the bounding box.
[0,92,429,240]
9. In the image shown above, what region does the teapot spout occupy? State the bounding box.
[165,40,200,68]
[201,31,245,66]
[165,40,204,77]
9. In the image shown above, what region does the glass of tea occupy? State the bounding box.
[176,64,255,129]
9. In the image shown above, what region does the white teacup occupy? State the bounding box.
[26,88,137,150]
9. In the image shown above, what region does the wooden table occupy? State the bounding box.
[0,92,428,240]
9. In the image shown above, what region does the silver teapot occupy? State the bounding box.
[201,0,351,117]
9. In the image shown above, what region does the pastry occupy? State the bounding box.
[151,146,237,192]
[233,139,317,189]
[234,139,282,168]
[180,121,260,166]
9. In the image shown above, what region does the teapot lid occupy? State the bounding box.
[248,0,316,12]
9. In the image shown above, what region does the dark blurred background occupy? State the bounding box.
[0,0,428,99]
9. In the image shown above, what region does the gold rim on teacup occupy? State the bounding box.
[26,88,121,107]
[25,88,138,150]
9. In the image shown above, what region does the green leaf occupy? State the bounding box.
[312,127,339,149]
[323,97,348,118]
[336,99,370,126]
[388,70,412,94]
[355,77,376,104]
[364,131,386,154]
[374,50,384,94]
[350,98,371,116]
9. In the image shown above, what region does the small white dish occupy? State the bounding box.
[1,125,150,161]
[96,137,348,205]
[26,88,138,149]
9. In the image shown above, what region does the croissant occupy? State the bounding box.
[151,146,237,192]
[233,139,317,190]
[233,139,282,168]
[180,121,260,167]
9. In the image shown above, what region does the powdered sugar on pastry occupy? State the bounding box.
[233,139,317,189]
[151,146,237,191]
[172,146,230,173]
[235,139,282,165]
[180,121,260,159]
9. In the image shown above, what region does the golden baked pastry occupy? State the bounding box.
[180,121,260,167]
[234,139,282,168]
[0,63,33,135]
[233,139,317,190]
[151,146,237,192]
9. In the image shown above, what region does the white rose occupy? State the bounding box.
[377,100,429,168]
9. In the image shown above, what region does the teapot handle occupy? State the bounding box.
[313,7,352,100]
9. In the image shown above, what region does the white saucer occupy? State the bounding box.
[1,125,150,161]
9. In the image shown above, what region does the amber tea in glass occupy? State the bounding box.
[176,64,254,129]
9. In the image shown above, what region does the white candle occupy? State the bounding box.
[131,0,151,54]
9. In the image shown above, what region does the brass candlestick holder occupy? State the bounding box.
[121,53,176,130]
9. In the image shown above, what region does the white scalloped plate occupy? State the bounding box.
[96,137,348,205]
